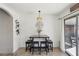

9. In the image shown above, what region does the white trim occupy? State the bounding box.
[59,8,79,20]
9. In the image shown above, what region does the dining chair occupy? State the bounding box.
[47,40,53,52]
[25,40,32,51]
[40,41,49,55]
[30,41,39,54]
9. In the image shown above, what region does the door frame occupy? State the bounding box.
[64,14,79,56]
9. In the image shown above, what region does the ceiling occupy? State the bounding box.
[4,3,75,15]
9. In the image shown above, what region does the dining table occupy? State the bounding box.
[29,35,50,54]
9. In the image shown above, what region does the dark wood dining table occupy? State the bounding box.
[29,35,49,41]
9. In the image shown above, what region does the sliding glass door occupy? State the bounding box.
[65,17,76,56]
[77,16,79,56]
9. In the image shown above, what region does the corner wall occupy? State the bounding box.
[59,8,70,52]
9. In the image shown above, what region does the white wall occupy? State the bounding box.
[0,9,13,53]
[18,13,61,48]
[59,8,70,52]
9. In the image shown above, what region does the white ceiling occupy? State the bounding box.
[4,3,74,15]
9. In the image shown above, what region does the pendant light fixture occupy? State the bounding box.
[36,10,43,36]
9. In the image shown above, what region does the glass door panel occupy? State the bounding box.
[65,17,76,56]
[78,16,79,56]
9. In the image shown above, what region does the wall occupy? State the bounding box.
[18,13,61,48]
[0,8,13,53]
[59,8,70,52]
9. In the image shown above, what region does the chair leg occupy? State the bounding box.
[26,44,27,51]
[30,47,31,52]
[39,47,41,55]
[39,43,41,55]
[52,43,53,52]
[47,47,49,52]
[45,46,47,55]
[46,48,48,55]
[49,43,53,51]
[31,48,34,55]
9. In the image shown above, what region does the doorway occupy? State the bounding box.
[0,8,13,54]
[64,15,79,56]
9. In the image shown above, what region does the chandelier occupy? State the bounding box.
[36,10,43,36]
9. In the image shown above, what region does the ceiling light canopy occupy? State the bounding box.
[37,10,42,21]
